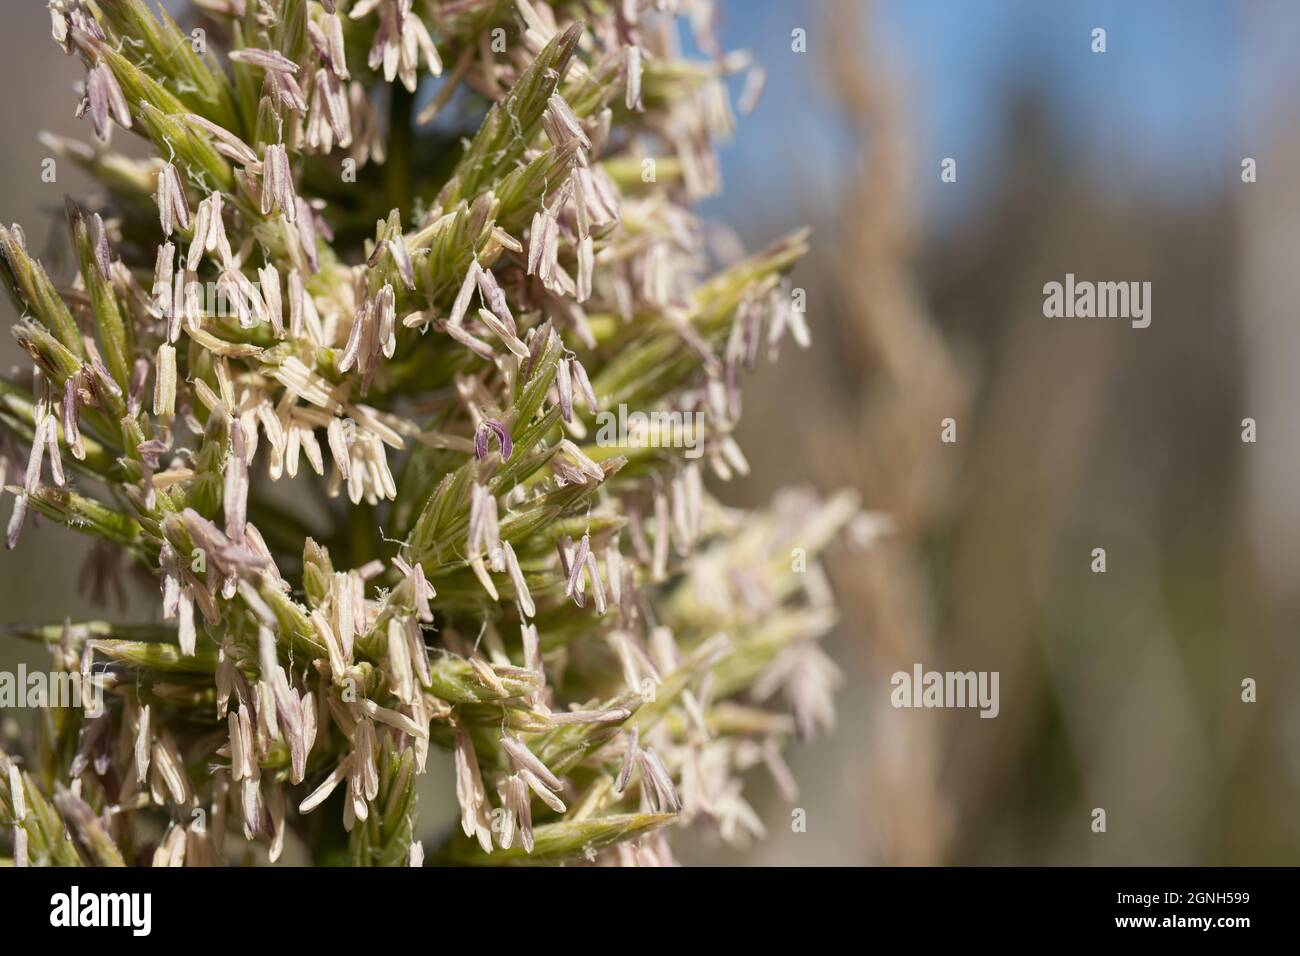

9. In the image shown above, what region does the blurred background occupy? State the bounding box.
[3,0,1299,864]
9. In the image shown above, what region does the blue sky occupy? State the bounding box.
[707,0,1296,231]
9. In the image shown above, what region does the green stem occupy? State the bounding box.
[386,83,414,220]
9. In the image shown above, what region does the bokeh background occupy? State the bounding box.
[3,0,1299,864]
